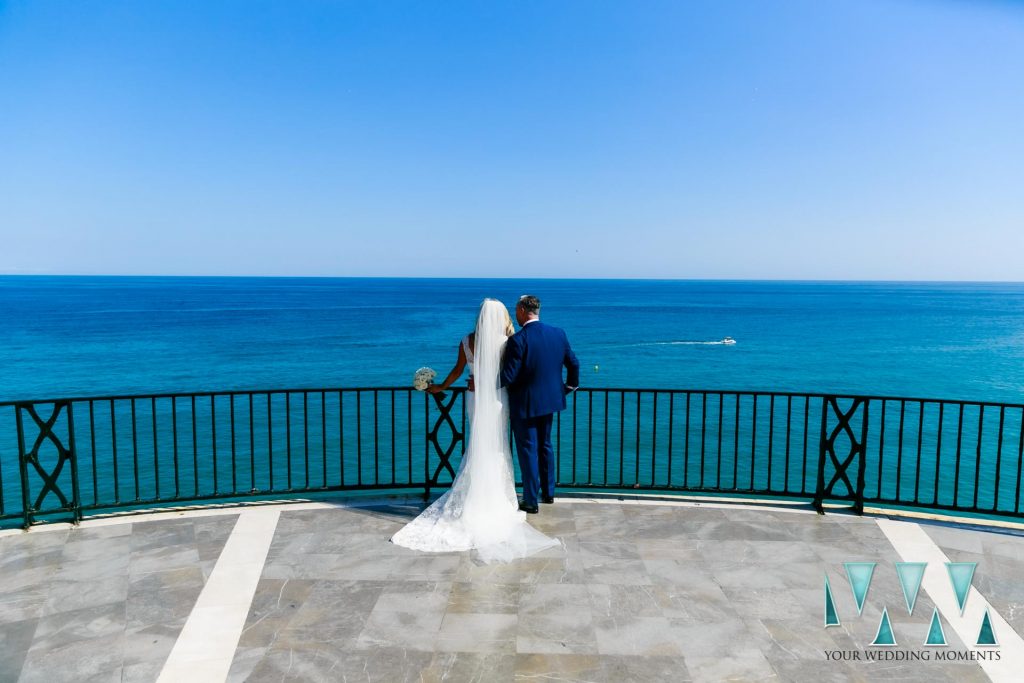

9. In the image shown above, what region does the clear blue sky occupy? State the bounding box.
[1,1,1021,280]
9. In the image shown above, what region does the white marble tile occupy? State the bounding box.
[157,509,280,682]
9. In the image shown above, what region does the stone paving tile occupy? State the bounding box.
[578,557,652,586]
[387,554,463,582]
[29,602,125,654]
[374,580,452,612]
[516,610,597,655]
[125,566,204,629]
[420,652,517,682]
[517,554,586,585]
[262,551,382,580]
[0,617,37,683]
[454,554,524,583]
[448,581,520,614]
[248,642,436,682]
[435,612,519,653]
[720,585,821,620]
[634,537,701,560]
[650,582,740,621]
[348,580,445,652]
[283,579,387,645]
[642,557,717,587]
[5,499,1023,682]
[122,621,185,669]
[128,543,201,577]
[592,615,684,656]
[844,660,988,683]
[0,585,49,624]
[236,578,314,648]
[519,583,590,615]
[226,645,268,683]
[17,631,124,683]
[121,661,164,683]
[355,605,444,651]
[685,648,777,681]
[754,616,847,661]
[514,652,691,681]
[40,574,129,616]
[769,659,870,682]
[0,529,69,565]
[666,615,760,659]
[695,518,799,542]
[193,515,239,560]
[528,516,578,537]
[130,519,196,552]
[59,533,132,564]
[0,512,237,681]
[587,583,663,619]
[577,540,641,561]
[51,549,130,583]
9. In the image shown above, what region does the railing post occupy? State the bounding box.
[813,396,828,515]
[67,402,82,524]
[855,400,869,514]
[15,404,31,528]
[423,392,431,501]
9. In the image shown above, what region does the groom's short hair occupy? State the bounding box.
[518,295,541,314]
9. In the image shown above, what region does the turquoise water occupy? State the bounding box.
[1,276,1023,522]
[2,276,1023,402]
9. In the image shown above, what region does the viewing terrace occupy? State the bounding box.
[2,387,1023,681]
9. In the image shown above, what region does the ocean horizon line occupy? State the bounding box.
[2,273,1023,286]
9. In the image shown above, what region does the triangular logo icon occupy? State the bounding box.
[844,562,876,615]
[824,574,840,627]
[976,608,998,647]
[946,562,976,614]
[924,608,947,646]
[871,607,897,646]
[895,562,927,615]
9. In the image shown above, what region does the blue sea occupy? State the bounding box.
[2,276,1024,524]
[2,276,1023,403]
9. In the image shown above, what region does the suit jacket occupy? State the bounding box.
[500,320,580,420]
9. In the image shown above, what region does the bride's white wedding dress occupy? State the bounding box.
[390,300,560,563]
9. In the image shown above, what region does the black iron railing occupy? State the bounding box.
[1,387,1022,528]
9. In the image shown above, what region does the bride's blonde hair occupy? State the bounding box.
[478,299,515,337]
[503,307,514,336]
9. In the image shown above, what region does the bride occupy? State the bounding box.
[390,299,560,563]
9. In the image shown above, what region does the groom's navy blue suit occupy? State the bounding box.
[500,320,580,507]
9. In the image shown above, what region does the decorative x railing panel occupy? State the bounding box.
[425,391,464,493]
[16,401,81,525]
[814,396,869,514]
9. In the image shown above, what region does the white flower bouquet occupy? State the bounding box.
[413,367,436,391]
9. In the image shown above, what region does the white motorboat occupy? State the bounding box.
[721,337,736,345]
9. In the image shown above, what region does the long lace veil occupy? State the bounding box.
[459,300,520,542]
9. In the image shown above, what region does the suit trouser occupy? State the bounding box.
[511,413,555,506]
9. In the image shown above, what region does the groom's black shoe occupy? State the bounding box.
[541,496,554,504]
[518,501,539,514]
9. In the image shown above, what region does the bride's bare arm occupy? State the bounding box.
[427,341,468,393]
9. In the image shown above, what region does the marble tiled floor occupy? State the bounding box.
[1,497,1023,682]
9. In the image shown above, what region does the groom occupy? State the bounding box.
[500,295,580,514]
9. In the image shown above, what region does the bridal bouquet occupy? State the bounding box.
[413,367,436,391]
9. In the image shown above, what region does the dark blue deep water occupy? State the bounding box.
[2,276,1024,525]
[2,276,1023,402]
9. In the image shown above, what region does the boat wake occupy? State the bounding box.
[632,338,737,347]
